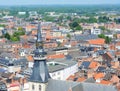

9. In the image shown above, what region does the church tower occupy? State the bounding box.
[29,22,50,91]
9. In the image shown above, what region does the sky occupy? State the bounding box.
[0,0,120,5]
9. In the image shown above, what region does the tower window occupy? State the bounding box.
[32,84,34,90]
[39,85,41,91]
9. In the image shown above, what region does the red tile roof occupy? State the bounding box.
[94,73,105,79]
[47,54,65,59]
[66,75,75,81]
[88,38,105,45]
[99,80,112,85]
[89,61,98,69]
[26,55,34,62]
[76,77,86,82]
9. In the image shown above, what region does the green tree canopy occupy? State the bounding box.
[98,34,111,44]
[4,33,11,40]
[98,26,106,30]
[10,36,20,41]
[88,17,97,23]
[69,21,82,31]
[18,27,24,31]
[67,33,71,39]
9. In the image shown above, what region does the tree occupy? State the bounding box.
[0,24,6,27]
[98,26,106,33]
[98,26,106,30]
[75,25,83,30]
[98,16,111,23]
[114,18,120,24]
[98,34,111,44]
[98,34,106,39]
[67,33,71,40]
[4,33,11,40]
[18,27,23,31]
[70,21,79,28]
[88,17,97,23]
[10,36,20,41]
[67,16,72,21]
[58,15,64,22]
[10,30,25,42]
[105,36,111,44]
[69,21,83,31]
[43,16,55,22]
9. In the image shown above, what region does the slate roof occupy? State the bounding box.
[84,77,95,83]
[69,51,88,59]
[0,58,9,66]
[46,79,117,91]
[75,34,98,41]
[79,61,90,69]
[96,66,106,72]
[48,59,77,73]
[0,58,28,68]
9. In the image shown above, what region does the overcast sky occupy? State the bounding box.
[0,0,120,5]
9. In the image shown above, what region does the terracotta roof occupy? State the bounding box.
[66,75,75,81]
[94,73,105,79]
[110,75,120,83]
[106,52,113,59]
[26,55,34,62]
[26,25,36,29]
[47,54,65,59]
[31,30,37,35]
[23,43,30,48]
[88,38,105,45]
[99,80,112,85]
[89,61,98,69]
[76,77,86,82]
[109,44,116,50]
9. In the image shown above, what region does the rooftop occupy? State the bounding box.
[47,59,77,73]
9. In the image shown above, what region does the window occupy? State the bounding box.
[39,85,41,91]
[32,84,34,90]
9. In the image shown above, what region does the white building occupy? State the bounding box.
[104,33,113,38]
[27,59,78,81]
[47,60,78,80]
[18,12,26,15]
[91,28,101,35]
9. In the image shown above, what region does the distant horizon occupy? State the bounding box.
[0,3,120,7]
[0,0,120,6]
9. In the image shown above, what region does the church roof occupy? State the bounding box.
[46,79,117,91]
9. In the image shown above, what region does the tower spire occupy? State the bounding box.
[36,22,43,49]
[30,22,50,83]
